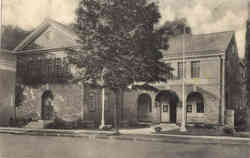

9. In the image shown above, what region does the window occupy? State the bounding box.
[187,104,192,113]
[177,62,186,79]
[166,63,174,80]
[197,102,204,113]
[191,61,200,78]
[187,92,204,113]
[47,59,53,82]
[55,58,62,78]
[163,104,168,112]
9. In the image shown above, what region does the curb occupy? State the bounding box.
[0,127,250,146]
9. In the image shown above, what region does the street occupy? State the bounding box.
[0,134,249,158]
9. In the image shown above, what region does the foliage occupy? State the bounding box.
[1,25,30,50]
[67,0,194,133]
[68,0,171,91]
[15,84,26,107]
[223,126,235,135]
[156,18,192,37]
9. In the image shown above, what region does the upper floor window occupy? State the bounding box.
[166,63,174,80]
[177,62,186,79]
[191,61,200,78]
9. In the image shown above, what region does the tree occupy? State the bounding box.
[1,25,31,50]
[68,0,175,134]
[157,18,192,37]
[1,25,31,107]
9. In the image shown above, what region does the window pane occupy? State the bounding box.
[197,102,204,113]
[178,62,186,79]
[191,61,200,78]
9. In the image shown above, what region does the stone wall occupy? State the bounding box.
[17,83,83,121]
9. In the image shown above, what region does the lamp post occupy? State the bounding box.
[99,68,106,129]
[180,25,187,132]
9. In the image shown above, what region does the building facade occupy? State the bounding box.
[15,19,240,127]
[0,49,16,126]
[123,31,241,126]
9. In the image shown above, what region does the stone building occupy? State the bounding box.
[0,49,16,126]
[15,18,240,128]
[124,31,241,126]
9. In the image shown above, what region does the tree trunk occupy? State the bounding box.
[114,88,121,135]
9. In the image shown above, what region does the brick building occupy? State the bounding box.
[15,19,240,127]
[0,49,16,126]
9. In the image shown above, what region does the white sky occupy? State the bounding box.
[2,0,249,58]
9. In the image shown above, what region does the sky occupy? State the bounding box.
[2,0,249,58]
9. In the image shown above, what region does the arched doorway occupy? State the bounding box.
[41,90,55,120]
[155,90,179,123]
[137,93,152,122]
[186,92,204,114]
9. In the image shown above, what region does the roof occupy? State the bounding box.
[15,18,235,58]
[161,31,235,58]
[14,18,80,51]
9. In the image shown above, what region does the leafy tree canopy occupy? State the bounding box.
[1,25,31,50]
[68,0,172,92]
[157,18,192,37]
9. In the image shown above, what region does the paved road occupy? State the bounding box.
[0,134,249,158]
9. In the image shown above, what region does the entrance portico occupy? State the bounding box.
[155,90,179,123]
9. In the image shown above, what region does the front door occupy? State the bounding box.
[161,103,170,122]
[170,104,177,123]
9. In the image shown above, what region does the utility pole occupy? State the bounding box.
[180,25,187,132]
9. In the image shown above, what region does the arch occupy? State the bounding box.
[41,90,55,120]
[186,92,204,113]
[137,93,152,122]
[155,90,179,123]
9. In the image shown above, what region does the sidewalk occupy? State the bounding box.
[0,127,250,146]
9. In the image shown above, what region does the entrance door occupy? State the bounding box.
[170,104,177,123]
[161,103,170,122]
[156,91,178,123]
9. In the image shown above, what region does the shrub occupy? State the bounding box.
[204,124,216,129]
[223,126,235,135]
[154,126,162,133]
